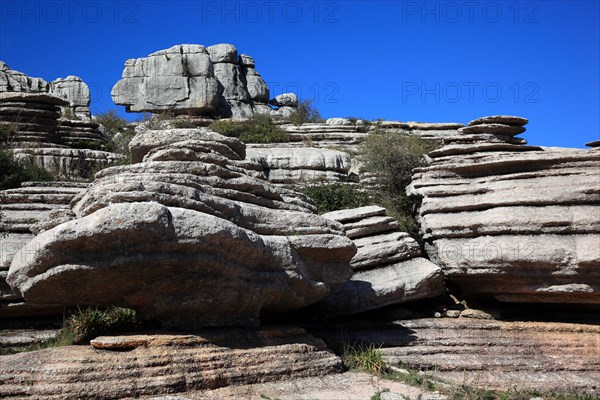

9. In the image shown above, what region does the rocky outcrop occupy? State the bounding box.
[0,327,343,399]
[0,181,87,317]
[0,61,92,121]
[408,116,600,305]
[49,76,92,122]
[6,128,356,328]
[246,146,352,184]
[112,44,276,119]
[318,318,600,396]
[313,206,446,317]
[0,92,120,179]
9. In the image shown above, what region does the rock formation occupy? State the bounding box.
[408,116,600,305]
[111,44,285,119]
[0,63,121,179]
[0,181,88,317]
[6,128,356,328]
[314,206,446,317]
[246,146,352,184]
[0,327,343,399]
[0,61,93,121]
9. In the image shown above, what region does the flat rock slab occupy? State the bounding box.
[321,319,600,396]
[468,115,528,126]
[585,139,600,147]
[0,327,343,399]
[459,124,526,136]
[136,371,439,400]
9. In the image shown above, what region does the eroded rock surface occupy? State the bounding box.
[314,206,446,317]
[7,129,356,328]
[408,116,600,305]
[111,44,277,119]
[0,327,343,399]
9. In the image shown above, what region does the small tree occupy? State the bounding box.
[359,130,438,235]
[289,99,324,126]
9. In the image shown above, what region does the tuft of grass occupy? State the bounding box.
[210,113,289,144]
[301,183,372,214]
[289,99,324,126]
[343,342,389,375]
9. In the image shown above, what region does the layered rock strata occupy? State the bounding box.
[0,181,87,317]
[314,206,446,316]
[408,116,600,305]
[0,327,343,399]
[6,128,356,328]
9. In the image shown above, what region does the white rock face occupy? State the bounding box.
[408,116,600,305]
[49,76,92,121]
[326,118,352,126]
[246,146,352,184]
[270,93,298,107]
[7,129,356,328]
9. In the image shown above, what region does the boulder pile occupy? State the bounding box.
[315,206,446,317]
[6,128,356,328]
[408,115,600,305]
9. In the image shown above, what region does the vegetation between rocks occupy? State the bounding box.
[343,342,389,375]
[210,113,289,143]
[301,183,372,213]
[34,306,140,349]
[358,130,439,236]
[289,99,324,125]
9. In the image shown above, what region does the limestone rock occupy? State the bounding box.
[0,61,48,93]
[7,129,356,328]
[326,118,352,126]
[459,123,526,136]
[314,206,446,317]
[468,115,528,126]
[112,44,272,119]
[49,76,92,121]
[246,146,351,184]
[207,43,238,63]
[409,135,600,305]
[270,93,298,107]
[0,327,343,399]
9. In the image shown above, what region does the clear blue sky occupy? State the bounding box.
[1,0,598,148]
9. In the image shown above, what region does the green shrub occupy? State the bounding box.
[95,110,129,136]
[289,99,324,125]
[210,114,289,143]
[0,149,55,190]
[358,130,438,235]
[65,306,139,344]
[343,342,389,375]
[301,183,371,214]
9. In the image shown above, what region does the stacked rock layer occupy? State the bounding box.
[0,181,88,317]
[6,128,356,328]
[408,116,600,305]
[315,206,446,316]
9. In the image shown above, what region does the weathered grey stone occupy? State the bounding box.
[468,115,528,126]
[344,216,400,238]
[409,140,600,305]
[239,54,255,67]
[245,73,269,103]
[270,93,298,107]
[247,147,350,173]
[323,206,386,223]
[0,61,48,93]
[459,123,526,136]
[407,121,466,130]
[270,106,295,120]
[207,43,238,63]
[49,76,91,121]
[7,131,356,328]
[315,258,445,317]
[326,118,352,126]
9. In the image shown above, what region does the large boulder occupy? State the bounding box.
[112,44,275,119]
[49,76,92,121]
[408,116,600,305]
[6,129,356,328]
